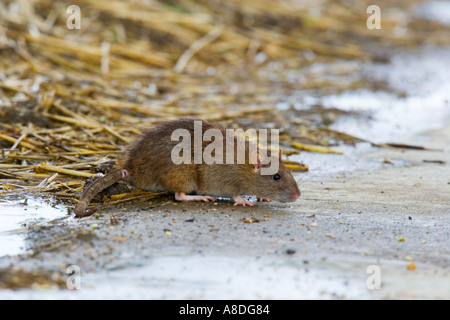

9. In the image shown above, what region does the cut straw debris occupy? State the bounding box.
[106,190,166,202]
[174,26,223,73]
[0,133,37,150]
[291,141,343,154]
[42,113,98,128]
[282,160,309,172]
[55,150,123,156]
[102,125,132,144]
[35,164,100,178]
[101,192,168,208]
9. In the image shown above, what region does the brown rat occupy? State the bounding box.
[74,119,301,217]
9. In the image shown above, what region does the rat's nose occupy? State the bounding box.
[292,192,300,200]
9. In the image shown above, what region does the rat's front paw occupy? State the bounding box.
[232,195,255,207]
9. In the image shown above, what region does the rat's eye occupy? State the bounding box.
[273,173,281,180]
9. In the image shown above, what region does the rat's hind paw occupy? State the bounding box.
[175,192,216,203]
[233,200,255,207]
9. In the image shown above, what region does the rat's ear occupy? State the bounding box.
[251,150,266,172]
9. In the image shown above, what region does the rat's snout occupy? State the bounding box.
[291,190,301,201]
[281,190,301,203]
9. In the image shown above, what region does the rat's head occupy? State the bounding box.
[249,150,301,203]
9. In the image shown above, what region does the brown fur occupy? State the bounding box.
[74,119,300,217]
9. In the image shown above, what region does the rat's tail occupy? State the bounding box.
[74,169,129,217]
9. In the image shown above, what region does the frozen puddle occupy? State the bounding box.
[0,198,67,257]
[288,47,450,182]
[323,47,450,144]
[416,1,450,26]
